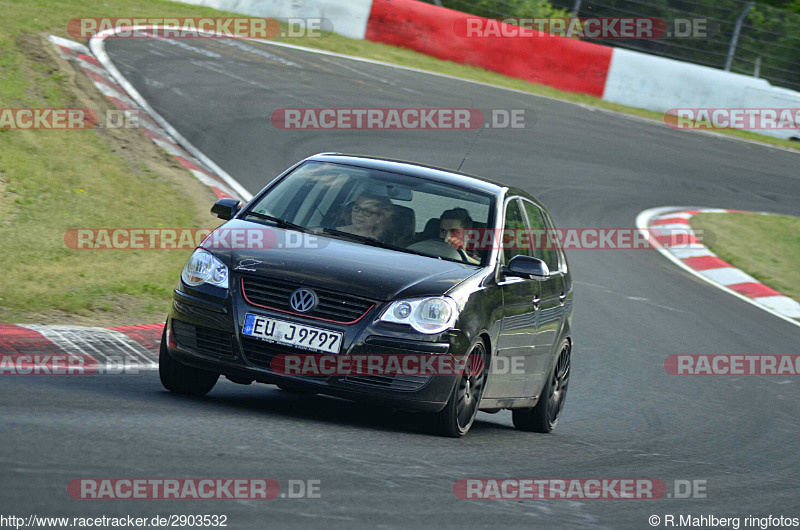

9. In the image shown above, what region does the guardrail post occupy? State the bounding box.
[572,0,582,18]
[725,1,754,72]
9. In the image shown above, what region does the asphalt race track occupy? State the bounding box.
[2,36,799,528]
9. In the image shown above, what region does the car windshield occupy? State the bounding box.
[246,161,495,265]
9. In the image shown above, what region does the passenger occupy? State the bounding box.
[440,208,480,264]
[338,193,394,241]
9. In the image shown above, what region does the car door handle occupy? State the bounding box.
[533,296,541,309]
[559,292,566,304]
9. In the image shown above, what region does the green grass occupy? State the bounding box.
[1,0,797,323]
[0,125,197,320]
[690,212,800,303]
[0,1,241,323]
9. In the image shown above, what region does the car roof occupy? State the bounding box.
[308,153,507,196]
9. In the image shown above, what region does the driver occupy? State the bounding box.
[338,193,394,240]
[439,208,480,264]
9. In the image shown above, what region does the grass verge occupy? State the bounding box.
[690,212,800,303]
[0,5,230,325]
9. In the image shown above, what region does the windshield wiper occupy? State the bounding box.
[245,211,314,234]
[322,228,422,256]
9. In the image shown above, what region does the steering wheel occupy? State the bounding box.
[407,239,470,262]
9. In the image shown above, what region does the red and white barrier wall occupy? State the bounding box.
[603,48,774,111]
[602,48,800,140]
[173,0,800,139]
[364,0,612,97]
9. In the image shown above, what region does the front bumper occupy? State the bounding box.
[165,284,468,413]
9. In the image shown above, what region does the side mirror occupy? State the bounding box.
[211,198,241,220]
[505,255,550,280]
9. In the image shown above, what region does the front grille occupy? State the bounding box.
[343,375,432,392]
[240,336,325,377]
[241,276,375,324]
[172,320,235,358]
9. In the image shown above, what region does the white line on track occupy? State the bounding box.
[89,28,253,201]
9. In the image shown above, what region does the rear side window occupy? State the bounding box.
[502,199,530,267]
[522,200,559,272]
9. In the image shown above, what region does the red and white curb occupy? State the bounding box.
[637,207,800,327]
[0,323,162,371]
[47,34,251,202]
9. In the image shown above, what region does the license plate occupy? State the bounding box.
[242,314,343,354]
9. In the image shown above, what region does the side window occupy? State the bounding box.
[502,199,530,266]
[522,201,558,272]
[543,209,566,272]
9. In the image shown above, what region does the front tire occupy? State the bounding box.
[159,324,220,397]
[430,338,488,437]
[513,339,570,433]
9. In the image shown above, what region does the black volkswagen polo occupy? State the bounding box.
[160,154,573,437]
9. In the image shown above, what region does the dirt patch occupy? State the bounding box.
[11,294,169,328]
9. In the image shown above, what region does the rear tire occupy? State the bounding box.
[512,339,570,433]
[430,338,488,437]
[159,324,219,397]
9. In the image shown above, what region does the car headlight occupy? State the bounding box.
[181,249,229,289]
[380,296,458,334]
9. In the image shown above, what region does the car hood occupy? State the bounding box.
[207,220,480,301]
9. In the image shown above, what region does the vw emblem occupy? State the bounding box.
[289,288,317,313]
